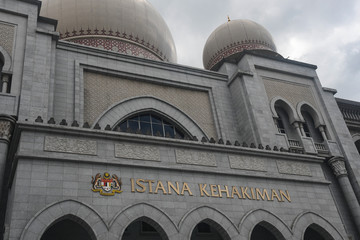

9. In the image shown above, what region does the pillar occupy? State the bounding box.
[328,156,360,232]
[1,75,8,94]
[0,114,15,200]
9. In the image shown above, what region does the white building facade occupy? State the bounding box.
[0,0,360,239]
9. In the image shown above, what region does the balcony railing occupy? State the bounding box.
[288,139,301,147]
[315,143,327,151]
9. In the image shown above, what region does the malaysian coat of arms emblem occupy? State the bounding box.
[91,172,122,196]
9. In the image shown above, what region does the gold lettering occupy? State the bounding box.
[231,186,242,199]
[181,182,193,196]
[210,184,219,197]
[167,181,180,195]
[145,180,155,193]
[136,179,146,193]
[250,187,256,199]
[279,190,291,202]
[131,178,135,192]
[154,181,167,194]
[271,189,282,202]
[256,188,270,201]
[241,187,252,199]
[199,184,210,197]
[218,185,230,198]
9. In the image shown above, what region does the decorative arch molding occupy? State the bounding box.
[352,133,360,143]
[238,209,292,240]
[178,205,239,240]
[20,199,108,240]
[297,101,325,127]
[270,96,300,124]
[94,96,208,139]
[292,211,345,240]
[109,202,178,240]
[0,46,12,71]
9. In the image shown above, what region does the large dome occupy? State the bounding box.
[40,0,177,62]
[203,19,276,70]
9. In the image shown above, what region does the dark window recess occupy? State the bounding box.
[141,222,157,233]
[277,117,286,134]
[115,113,190,139]
[303,123,311,137]
[197,222,211,233]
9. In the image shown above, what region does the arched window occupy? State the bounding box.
[41,215,96,240]
[122,217,167,240]
[301,109,324,143]
[191,220,230,240]
[303,224,334,240]
[275,106,298,140]
[114,112,191,139]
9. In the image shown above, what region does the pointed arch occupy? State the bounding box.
[239,209,292,240]
[109,202,177,240]
[94,96,208,139]
[297,101,325,127]
[270,96,299,124]
[40,214,96,240]
[20,200,107,240]
[179,205,239,240]
[292,211,345,240]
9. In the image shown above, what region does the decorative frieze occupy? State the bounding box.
[277,160,311,176]
[44,136,97,155]
[328,156,347,178]
[115,143,160,161]
[175,149,216,167]
[229,155,266,172]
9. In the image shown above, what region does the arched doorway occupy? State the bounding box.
[41,215,96,240]
[190,219,230,240]
[250,222,285,240]
[303,224,334,240]
[122,217,168,240]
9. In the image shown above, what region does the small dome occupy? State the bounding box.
[40,0,177,62]
[203,19,276,70]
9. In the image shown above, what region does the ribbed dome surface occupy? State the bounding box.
[203,19,276,70]
[40,0,177,62]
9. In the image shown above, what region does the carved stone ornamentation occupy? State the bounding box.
[0,115,16,143]
[44,136,97,155]
[229,155,266,172]
[328,156,348,178]
[0,23,15,56]
[175,149,216,167]
[277,160,312,176]
[115,143,160,161]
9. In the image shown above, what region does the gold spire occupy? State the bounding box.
[227,15,231,22]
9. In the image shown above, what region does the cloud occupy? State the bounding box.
[148,0,360,100]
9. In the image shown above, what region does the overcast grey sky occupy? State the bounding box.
[148,0,360,102]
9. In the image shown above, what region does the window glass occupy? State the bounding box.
[115,112,189,139]
[140,122,151,135]
[151,115,162,124]
[139,114,150,122]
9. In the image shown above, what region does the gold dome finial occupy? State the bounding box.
[227,16,231,22]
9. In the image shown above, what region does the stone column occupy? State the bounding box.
[328,156,360,232]
[0,115,15,200]
[299,122,306,136]
[293,122,303,137]
[1,75,9,93]
[318,126,328,141]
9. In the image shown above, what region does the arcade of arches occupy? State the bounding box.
[39,216,336,240]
